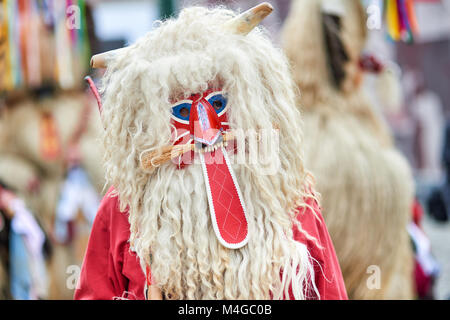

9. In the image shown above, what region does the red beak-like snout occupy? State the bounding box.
[189,98,222,146]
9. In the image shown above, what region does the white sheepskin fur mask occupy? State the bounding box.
[99,5,319,300]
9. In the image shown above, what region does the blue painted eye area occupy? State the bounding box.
[172,102,191,121]
[207,94,227,115]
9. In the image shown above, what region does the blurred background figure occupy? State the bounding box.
[362,0,450,299]
[0,181,49,300]
[0,0,449,299]
[282,0,415,299]
[0,0,104,299]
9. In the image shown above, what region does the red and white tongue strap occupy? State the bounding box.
[200,146,249,249]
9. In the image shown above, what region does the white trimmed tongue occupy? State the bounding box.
[199,147,249,249]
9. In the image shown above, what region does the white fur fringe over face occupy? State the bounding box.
[97,4,319,300]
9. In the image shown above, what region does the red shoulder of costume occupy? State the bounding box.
[73,187,146,300]
[293,198,348,300]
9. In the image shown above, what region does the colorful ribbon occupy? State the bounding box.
[1,0,91,93]
[384,0,419,43]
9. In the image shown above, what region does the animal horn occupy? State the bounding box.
[90,48,126,69]
[223,2,274,35]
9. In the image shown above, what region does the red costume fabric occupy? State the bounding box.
[74,187,347,300]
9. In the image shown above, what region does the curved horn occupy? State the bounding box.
[223,2,273,35]
[90,48,126,69]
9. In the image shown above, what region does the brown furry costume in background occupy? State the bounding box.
[0,92,104,299]
[282,0,415,299]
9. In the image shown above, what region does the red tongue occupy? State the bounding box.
[200,147,248,248]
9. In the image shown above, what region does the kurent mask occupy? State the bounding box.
[89,3,275,249]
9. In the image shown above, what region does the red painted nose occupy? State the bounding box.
[189,98,222,146]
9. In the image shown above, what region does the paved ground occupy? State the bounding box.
[423,214,450,300]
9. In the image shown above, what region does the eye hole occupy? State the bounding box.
[212,100,223,110]
[179,107,190,118]
[207,94,227,115]
[172,102,191,122]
